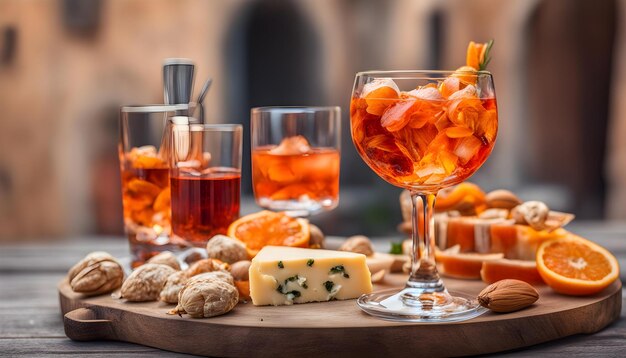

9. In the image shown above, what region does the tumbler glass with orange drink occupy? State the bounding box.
[251,107,341,217]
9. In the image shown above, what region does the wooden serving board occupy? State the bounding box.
[59,275,621,357]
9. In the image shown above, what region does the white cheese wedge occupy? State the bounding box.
[249,246,373,306]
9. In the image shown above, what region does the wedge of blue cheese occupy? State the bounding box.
[249,246,373,306]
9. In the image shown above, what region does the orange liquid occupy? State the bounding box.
[252,147,340,207]
[120,163,170,230]
[120,151,175,267]
[350,95,497,190]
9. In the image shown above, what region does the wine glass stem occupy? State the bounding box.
[407,192,445,292]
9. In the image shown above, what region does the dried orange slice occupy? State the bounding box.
[227,211,310,257]
[435,182,486,214]
[481,259,544,285]
[536,236,619,295]
[436,245,503,279]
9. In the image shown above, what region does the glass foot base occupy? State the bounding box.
[357,287,487,323]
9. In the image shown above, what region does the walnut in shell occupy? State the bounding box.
[160,271,187,304]
[206,235,248,264]
[309,224,325,249]
[339,235,374,256]
[69,255,124,296]
[147,251,181,270]
[186,258,230,277]
[68,251,117,282]
[512,201,549,230]
[512,200,574,232]
[229,260,251,281]
[485,190,522,210]
[120,263,176,302]
[194,271,235,286]
[159,259,232,304]
[170,275,239,318]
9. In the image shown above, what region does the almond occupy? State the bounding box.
[477,279,539,313]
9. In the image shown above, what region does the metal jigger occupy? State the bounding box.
[163,58,195,107]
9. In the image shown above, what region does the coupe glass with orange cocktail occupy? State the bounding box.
[350,42,497,322]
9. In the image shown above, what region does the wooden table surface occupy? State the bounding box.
[1,221,625,357]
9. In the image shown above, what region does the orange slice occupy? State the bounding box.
[452,65,478,85]
[227,211,310,258]
[481,259,544,285]
[435,182,486,214]
[364,86,399,116]
[536,236,619,296]
[436,245,503,279]
[466,40,493,71]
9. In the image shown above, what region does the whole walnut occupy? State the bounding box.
[309,224,325,249]
[160,271,187,304]
[68,252,124,296]
[68,252,116,281]
[512,201,550,230]
[159,259,232,304]
[147,251,181,270]
[186,258,230,277]
[120,263,176,302]
[339,235,374,256]
[169,275,239,318]
[183,248,206,265]
[230,260,251,281]
[206,235,248,264]
[194,271,235,286]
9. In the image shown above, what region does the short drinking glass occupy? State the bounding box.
[251,106,341,217]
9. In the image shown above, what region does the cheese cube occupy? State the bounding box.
[249,246,373,306]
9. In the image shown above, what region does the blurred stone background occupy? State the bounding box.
[0,0,624,240]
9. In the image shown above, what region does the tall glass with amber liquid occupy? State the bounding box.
[350,71,497,322]
[251,107,341,217]
[119,104,189,266]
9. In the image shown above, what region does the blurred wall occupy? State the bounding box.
[0,0,623,240]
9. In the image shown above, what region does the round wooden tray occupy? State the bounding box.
[59,274,622,357]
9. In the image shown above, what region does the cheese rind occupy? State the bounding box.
[249,246,373,306]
